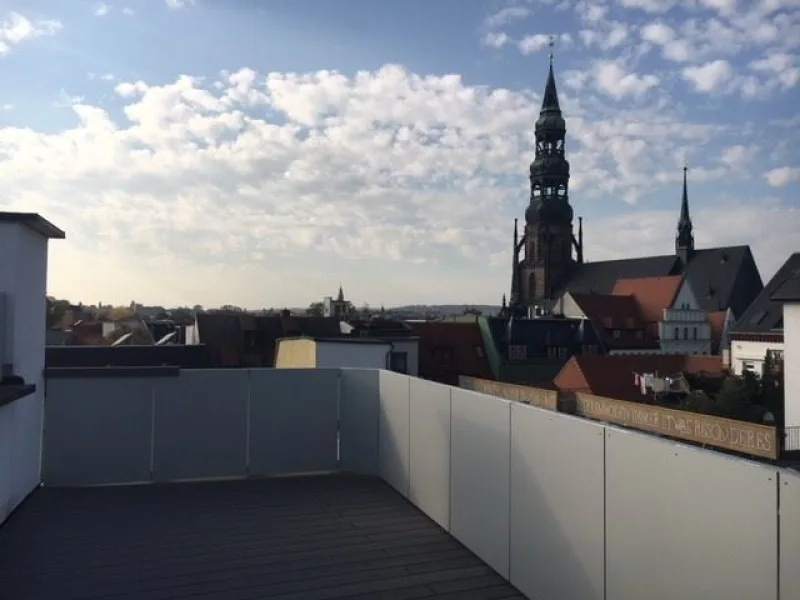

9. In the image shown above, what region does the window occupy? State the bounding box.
[508,344,527,360]
[674,327,679,339]
[692,327,697,340]
[389,352,408,374]
[558,346,568,359]
[683,327,689,340]
[742,362,755,373]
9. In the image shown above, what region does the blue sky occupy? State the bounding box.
[0,0,798,309]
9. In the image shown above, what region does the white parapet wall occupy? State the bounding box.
[0,212,64,524]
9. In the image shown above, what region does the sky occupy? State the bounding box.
[0,0,798,310]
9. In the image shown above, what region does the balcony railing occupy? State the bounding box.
[3,366,798,599]
[785,426,800,452]
[662,308,708,322]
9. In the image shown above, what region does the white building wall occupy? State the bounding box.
[184,322,200,345]
[553,292,586,319]
[315,341,391,370]
[387,338,419,376]
[783,303,800,449]
[730,338,784,375]
[0,221,53,524]
[659,279,713,355]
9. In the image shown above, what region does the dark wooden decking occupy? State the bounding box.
[0,475,524,599]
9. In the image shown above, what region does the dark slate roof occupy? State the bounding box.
[680,246,762,317]
[771,263,800,302]
[733,253,800,333]
[0,475,524,599]
[565,255,679,295]
[562,245,762,318]
[0,211,65,239]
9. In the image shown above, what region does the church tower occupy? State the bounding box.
[514,40,580,312]
[675,163,694,264]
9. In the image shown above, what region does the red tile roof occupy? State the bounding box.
[409,321,493,386]
[612,275,683,323]
[707,310,727,352]
[555,354,726,403]
[569,293,657,349]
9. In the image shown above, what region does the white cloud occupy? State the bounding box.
[482,31,510,49]
[485,6,531,29]
[165,0,195,9]
[682,59,732,92]
[578,2,609,22]
[94,3,111,17]
[122,7,134,16]
[592,61,660,98]
[749,53,800,89]
[619,0,677,13]
[517,32,571,55]
[766,166,800,188]
[719,144,756,170]
[518,34,551,54]
[640,22,674,45]
[0,12,62,55]
[698,0,738,16]
[1,64,795,306]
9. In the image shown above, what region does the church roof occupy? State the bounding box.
[562,245,762,318]
[611,276,683,323]
[733,252,800,333]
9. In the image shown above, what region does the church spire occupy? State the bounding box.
[541,35,561,114]
[676,162,694,263]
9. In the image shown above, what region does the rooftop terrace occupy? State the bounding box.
[1,474,522,599]
[1,366,799,599]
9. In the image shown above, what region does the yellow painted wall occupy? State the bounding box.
[274,338,317,368]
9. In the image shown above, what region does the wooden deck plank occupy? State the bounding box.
[0,475,523,599]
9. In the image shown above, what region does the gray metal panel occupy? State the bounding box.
[449,388,511,579]
[509,403,605,600]
[378,370,410,497]
[153,370,248,482]
[408,377,451,531]
[606,428,778,600]
[780,468,800,600]
[248,368,339,475]
[339,368,379,475]
[42,377,153,486]
[0,402,14,521]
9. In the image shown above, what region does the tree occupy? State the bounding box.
[683,390,721,416]
[46,296,72,329]
[306,302,324,317]
[110,306,135,321]
[716,372,759,420]
[219,305,244,313]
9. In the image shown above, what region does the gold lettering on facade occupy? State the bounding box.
[574,393,776,459]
